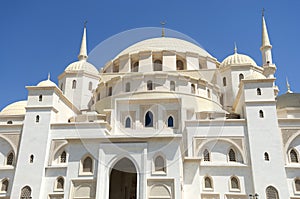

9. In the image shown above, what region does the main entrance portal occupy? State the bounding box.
[109,158,137,199]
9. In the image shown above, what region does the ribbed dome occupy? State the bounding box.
[116,37,213,58]
[65,60,98,74]
[0,101,27,115]
[221,52,257,68]
[245,72,266,80]
[276,93,300,109]
[37,79,57,87]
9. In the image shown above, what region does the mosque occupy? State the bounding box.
[0,13,299,199]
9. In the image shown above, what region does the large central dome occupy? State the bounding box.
[116,37,213,58]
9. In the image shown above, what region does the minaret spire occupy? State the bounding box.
[260,9,273,66]
[161,21,166,37]
[78,21,88,61]
[286,77,293,94]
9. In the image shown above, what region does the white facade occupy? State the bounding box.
[0,15,299,199]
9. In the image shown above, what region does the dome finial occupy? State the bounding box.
[160,21,166,37]
[286,77,293,94]
[47,73,50,80]
[234,42,238,54]
[78,21,88,61]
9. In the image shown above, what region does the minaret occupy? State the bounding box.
[78,21,88,61]
[261,10,277,79]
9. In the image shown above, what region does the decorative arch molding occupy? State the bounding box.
[284,130,300,156]
[196,138,246,163]
[108,155,140,175]
[49,140,68,165]
[0,134,18,156]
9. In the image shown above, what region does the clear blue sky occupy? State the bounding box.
[1,1,299,110]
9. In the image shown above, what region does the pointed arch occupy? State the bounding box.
[204,176,213,189]
[20,186,32,198]
[266,186,279,199]
[60,151,67,163]
[1,179,9,192]
[228,149,236,162]
[230,176,240,190]
[264,152,270,161]
[145,111,154,127]
[154,155,166,173]
[82,155,93,173]
[257,88,262,95]
[125,117,131,128]
[6,151,14,165]
[259,110,264,118]
[295,178,300,192]
[56,177,64,190]
[203,149,210,161]
[167,116,174,128]
[290,149,299,163]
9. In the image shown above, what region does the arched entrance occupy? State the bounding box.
[109,158,137,199]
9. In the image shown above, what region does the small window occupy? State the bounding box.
[60,83,64,91]
[108,87,112,96]
[56,177,64,190]
[88,82,93,91]
[1,179,8,192]
[257,88,262,95]
[176,60,184,70]
[6,152,14,165]
[83,156,93,173]
[97,93,101,101]
[266,186,279,199]
[239,74,244,82]
[170,81,175,91]
[131,61,139,72]
[228,149,236,162]
[36,115,40,123]
[259,110,264,118]
[125,117,131,128]
[264,152,270,161]
[207,89,211,98]
[295,179,300,192]
[20,186,32,198]
[203,149,210,161]
[191,84,196,94]
[113,64,119,73]
[154,155,166,172]
[204,177,212,189]
[30,154,34,163]
[230,177,240,189]
[72,80,77,89]
[7,121,13,124]
[147,80,153,91]
[290,149,299,163]
[125,82,130,92]
[167,116,174,127]
[223,77,227,86]
[39,95,43,102]
[60,151,67,163]
[145,111,153,127]
[153,59,162,71]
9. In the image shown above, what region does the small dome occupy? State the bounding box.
[65,60,98,74]
[221,52,257,68]
[0,100,27,115]
[116,37,213,58]
[245,72,266,80]
[37,79,57,87]
[276,93,300,109]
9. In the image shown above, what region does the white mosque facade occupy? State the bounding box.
[0,15,300,199]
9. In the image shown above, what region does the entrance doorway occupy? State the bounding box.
[109,158,137,199]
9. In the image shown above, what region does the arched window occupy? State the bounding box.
[257,88,262,95]
[125,117,131,128]
[7,121,13,124]
[259,110,264,118]
[170,81,175,91]
[1,179,8,192]
[204,177,212,189]
[223,77,227,86]
[176,60,184,70]
[125,82,130,92]
[88,82,93,91]
[30,154,34,163]
[7,152,14,165]
[131,61,139,72]
[147,80,153,91]
[72,80,77,89]
[60,151,67,163]
[203,149,210,161]
[290,149,299,163]
[56,177,64,190]
[20,186,32,199]
[83,156,93,173]
[264,152,270,161]
[36,115,40,123]
[39,95,43,102]
[167,116,174,127]
[266,186,279,199]
[154,155,166,172]
[207,89,211,98]
[191,84,196,94]
[230,177,240,189]
[239,74,244,82]
[153,59,162,71]
[145,111,153,127]
[228,149,236,162]
[295,179,300,192]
